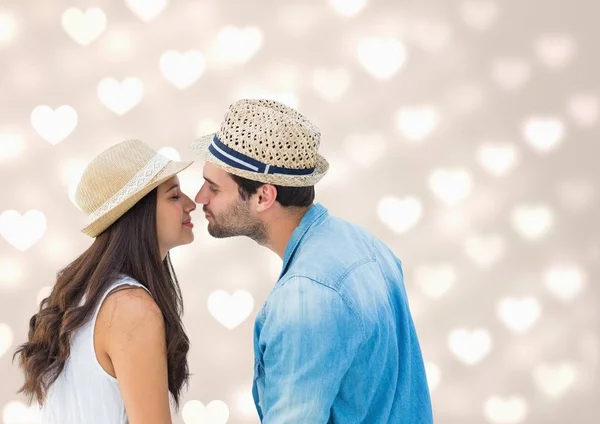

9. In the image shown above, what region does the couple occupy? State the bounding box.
[14,99,434,423]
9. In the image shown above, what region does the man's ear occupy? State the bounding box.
[256,184,278,212]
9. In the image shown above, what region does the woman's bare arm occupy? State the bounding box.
[97,288,173,424]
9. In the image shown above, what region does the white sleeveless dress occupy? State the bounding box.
[41,276,151,424]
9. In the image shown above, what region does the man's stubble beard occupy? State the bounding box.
[206,200,268,245]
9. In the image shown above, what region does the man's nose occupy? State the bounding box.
[195,184,211,204]
[195,190,204,204]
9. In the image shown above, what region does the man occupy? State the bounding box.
[190,99,433,423]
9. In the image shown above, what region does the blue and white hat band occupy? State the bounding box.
[208,135,315,176]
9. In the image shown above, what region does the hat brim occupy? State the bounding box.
[81,159,193,238]
[190,134,329,187]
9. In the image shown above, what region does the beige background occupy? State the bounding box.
[0,0,598,423]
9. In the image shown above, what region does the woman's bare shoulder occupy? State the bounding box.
[98,286,163,334]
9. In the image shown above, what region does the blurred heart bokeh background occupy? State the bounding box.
[0,0,598,423]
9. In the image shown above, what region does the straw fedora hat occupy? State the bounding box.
[190,99,329,187]
[75,139,193,238]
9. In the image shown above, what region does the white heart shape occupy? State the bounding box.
[511,205,553,240]
[429,169,473,206]
[0,210,47,251]
[476,142,518,177]
[97,77,143,115]
[497,297,541,334]
[329,0,366,16]
[344,133,387,168]
[2,401,41,424]
[483,396,528,424]
[491,58,531,91]
[465,234,505,267]
[424,362,441,392]
[567,94,598,127]
[356,37,407,80]
[395,107,439,142]
[160,50,205,89]
[182,400,229,424]
[522,117,565,152]
[448,328,492,365]
[210,26,263,65]
[414,264,456,298]
[543,264,587,301]
[377,196,422,233]
[0,322,13,358]
[312,68,351,102]
[125,0,168,22]
[207,290,254,330]
[61,7,106,46]
[30,105,78,145]
[535,34,576,69]
[0,133,23,161]
[533,363,577,398]
[459,0,499,31]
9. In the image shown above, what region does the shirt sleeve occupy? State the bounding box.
[257,276,364,423]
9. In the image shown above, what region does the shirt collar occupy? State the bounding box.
[279,203,328,279]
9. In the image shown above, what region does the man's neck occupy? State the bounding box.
[261,206,310,259]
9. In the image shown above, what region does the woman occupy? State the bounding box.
[13,139,197,424]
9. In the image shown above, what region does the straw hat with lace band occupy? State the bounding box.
[75,139,193,238]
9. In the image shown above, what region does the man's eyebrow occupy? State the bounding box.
[203,176,219,187]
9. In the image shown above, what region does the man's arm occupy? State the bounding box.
[258,276,364,423]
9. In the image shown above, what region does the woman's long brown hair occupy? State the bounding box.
[13,188,190,407]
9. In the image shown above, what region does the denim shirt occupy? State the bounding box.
[252,204,433,423]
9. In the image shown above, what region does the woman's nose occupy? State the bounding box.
[184,194,197,211]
